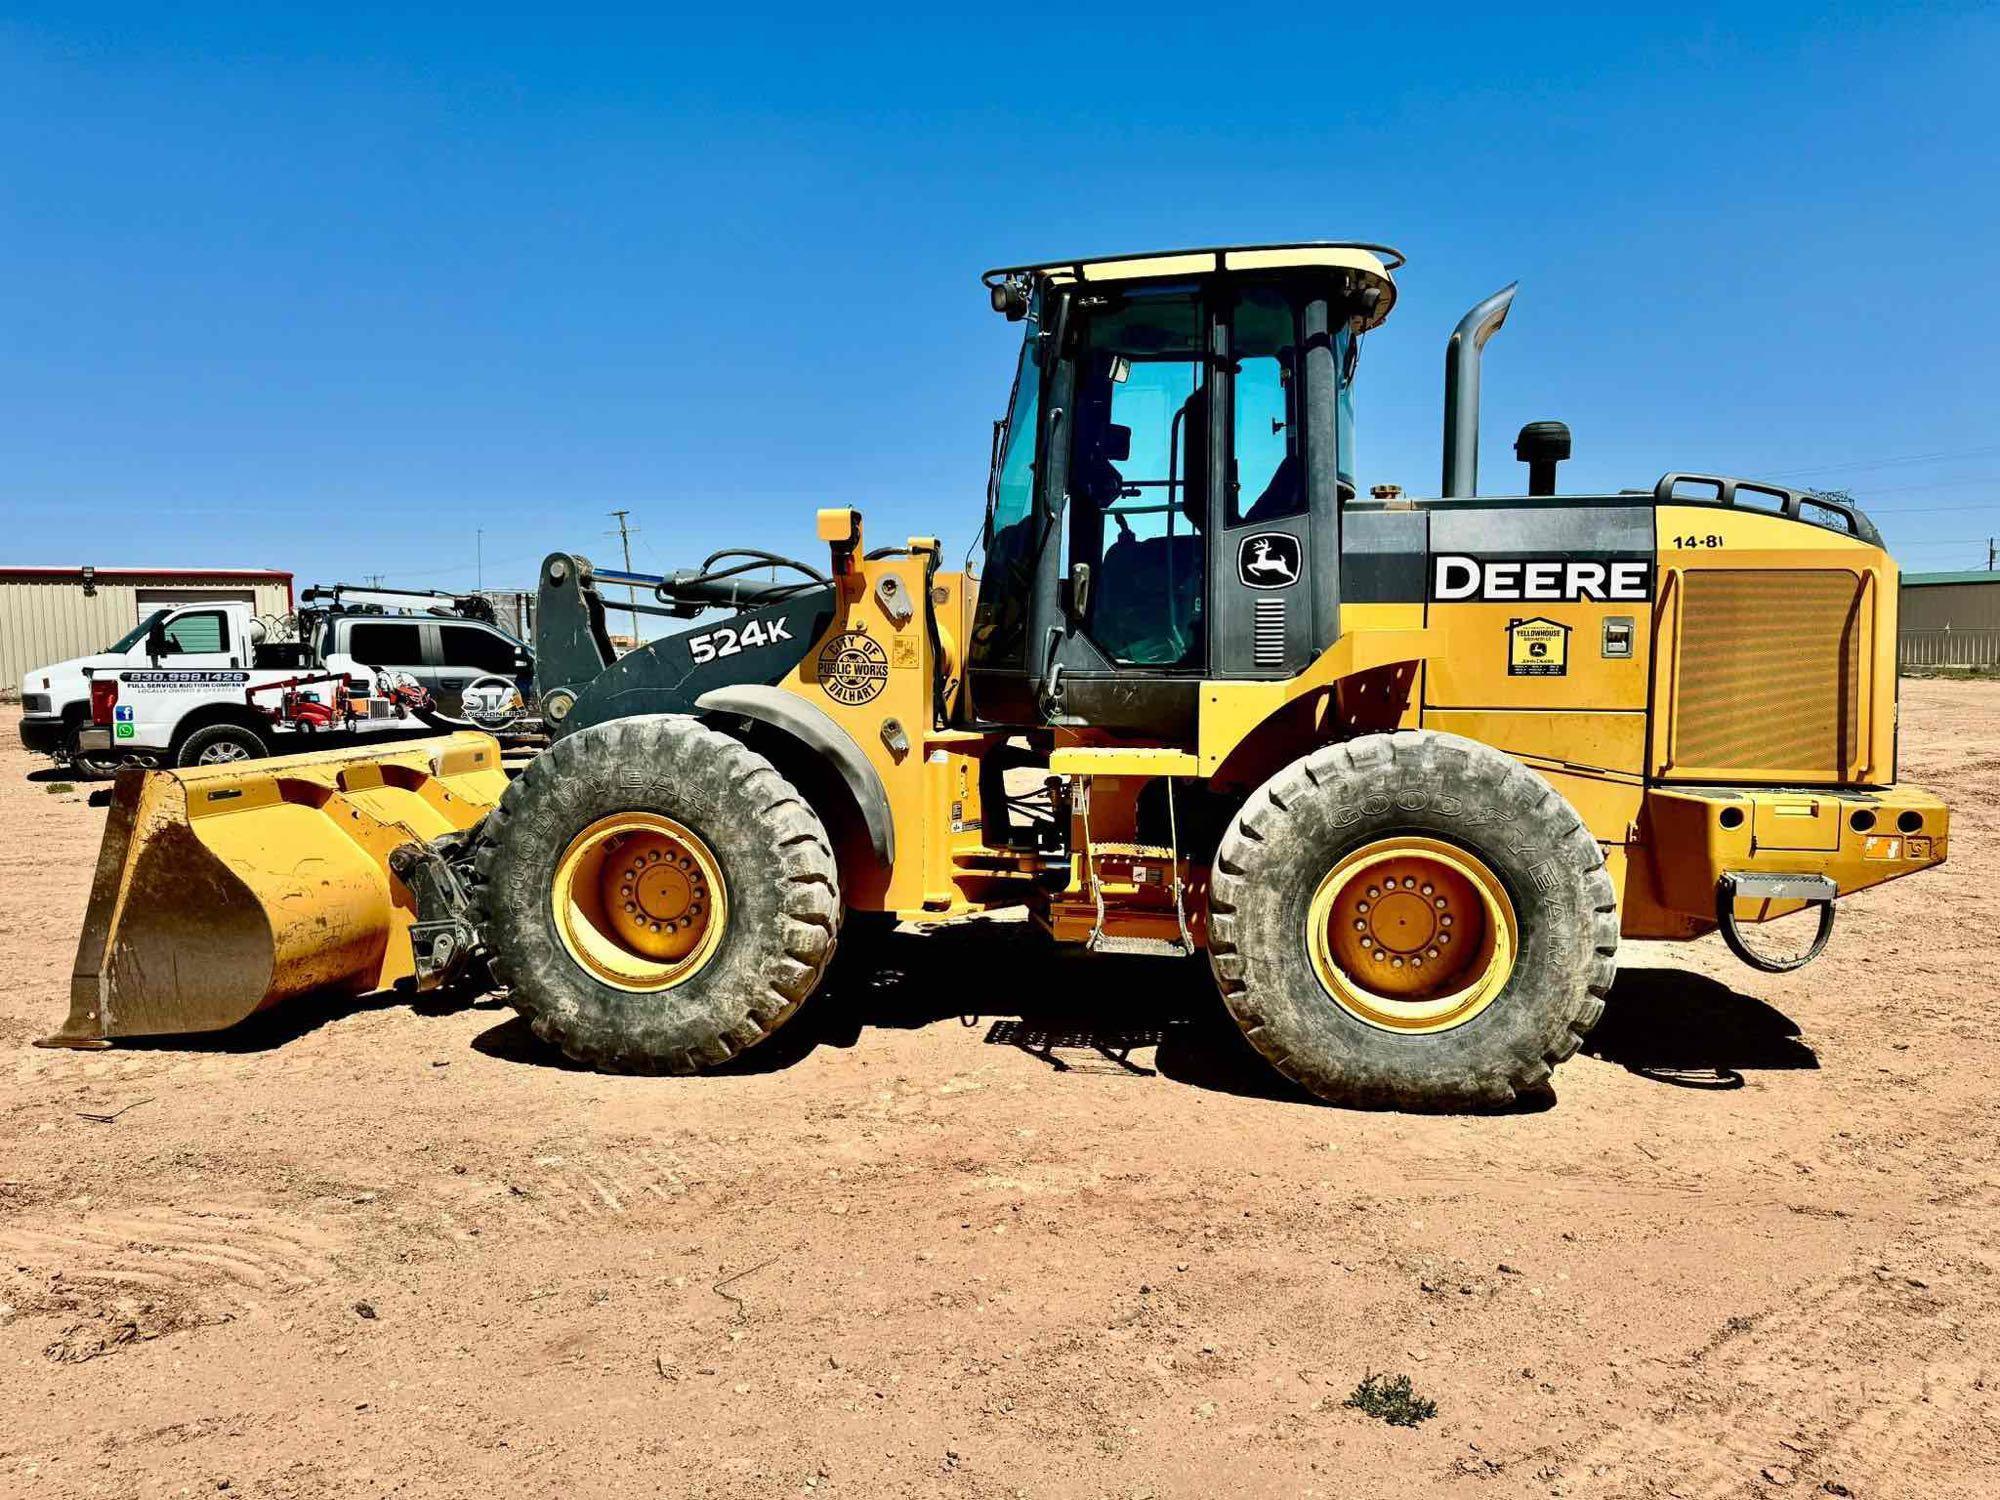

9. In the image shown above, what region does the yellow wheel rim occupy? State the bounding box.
[551,812,728,992]
[1305,836,1517,1034]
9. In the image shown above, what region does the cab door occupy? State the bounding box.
[1043,284,1211,738]
[1206,285,1341,679]
[150,607,241,669]
[428,620,528,719]
[340,619,430,697]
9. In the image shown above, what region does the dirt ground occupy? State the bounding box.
[1,684,1995,1500]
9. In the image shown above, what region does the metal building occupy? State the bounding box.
[0,566,294,694]
[1899,570,2000,670]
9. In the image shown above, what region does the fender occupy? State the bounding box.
[694,685,895,870]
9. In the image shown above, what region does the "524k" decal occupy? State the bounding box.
[686,617,793,665]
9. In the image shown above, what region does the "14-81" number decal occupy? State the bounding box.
[686,617,794,665]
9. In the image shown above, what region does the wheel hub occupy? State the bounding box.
[1306,837,1517,1033]
[602,834,712,960]
[552,813,728,990]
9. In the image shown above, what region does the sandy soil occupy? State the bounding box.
[1,684,1995,1500]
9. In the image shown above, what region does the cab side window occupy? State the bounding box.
[160,611,226,654]
[1226,288,1305,527]
[345,622,425,668]
[438,624,520,672]
[1066,290,1207,668]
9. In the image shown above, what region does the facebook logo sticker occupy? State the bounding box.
[114,705,135,722]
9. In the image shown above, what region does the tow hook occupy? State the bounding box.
[1715,872,1837,974]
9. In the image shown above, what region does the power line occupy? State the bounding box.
[1862,501,2000,516]
[1757,442,2000,481]
[606,508,641,632]
[1851,475,2000,500]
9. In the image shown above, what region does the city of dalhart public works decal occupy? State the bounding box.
[818,629,889,705]
[1506,617,1570,677]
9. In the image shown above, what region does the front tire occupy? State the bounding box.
[473,715,840,1072]
[175,722,270,767]
[1207,730,1616,1110]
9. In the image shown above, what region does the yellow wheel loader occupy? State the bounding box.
[50,242,1950,1108]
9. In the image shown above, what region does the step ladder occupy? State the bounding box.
[1047,747,1200,956]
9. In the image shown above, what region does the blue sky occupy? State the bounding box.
[2,3,1995,602]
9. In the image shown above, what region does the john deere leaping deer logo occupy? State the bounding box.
[1238,533,1301,590]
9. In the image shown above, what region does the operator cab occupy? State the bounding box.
[967,243,1402,735]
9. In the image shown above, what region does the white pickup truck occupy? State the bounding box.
[18,596,533,772]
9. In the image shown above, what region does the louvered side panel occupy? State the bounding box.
[1668,569,1864,780]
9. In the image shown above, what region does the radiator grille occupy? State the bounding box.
[1671,569,1865,777]
[1253,599,1286,668]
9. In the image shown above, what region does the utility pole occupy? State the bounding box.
[1988,536,1995,571]
[607,509,640,634]
[476,529,484,592]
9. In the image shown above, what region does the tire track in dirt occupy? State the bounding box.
[0,1202,338,1314]
[1560,1233,1999,1498]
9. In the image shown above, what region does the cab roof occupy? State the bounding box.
[982,241,1403,328]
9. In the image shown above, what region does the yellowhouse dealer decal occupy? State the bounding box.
[1506,617,1570,676]
[817,631,889,706]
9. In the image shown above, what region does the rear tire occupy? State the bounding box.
[175,722,270,767]
[472,714,841,1072]
[1207,730,1616,1110]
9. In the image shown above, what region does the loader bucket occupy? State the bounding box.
[43,734,509,1047]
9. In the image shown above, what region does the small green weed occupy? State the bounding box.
[45,782,76,795]
[1344,1370,1437,1427]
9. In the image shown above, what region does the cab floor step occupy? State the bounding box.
[1086,934,1195,959]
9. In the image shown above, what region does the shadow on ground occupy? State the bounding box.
[471,917,1316,1103]
[86,918,1815,1109]
[105,985,507,1055]
[1584,965,1818,1088]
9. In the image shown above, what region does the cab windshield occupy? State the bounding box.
[967,297,1045,674]
[105,610,168,653]
[981,301,1043,565]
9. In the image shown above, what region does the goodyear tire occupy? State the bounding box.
[473,714,840,1072]
[175,721,270,767]
[1207,730,1616,1110]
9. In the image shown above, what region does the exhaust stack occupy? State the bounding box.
[1440,283,1518,498]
